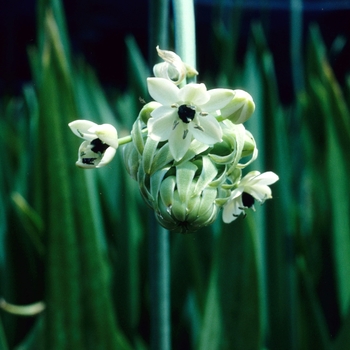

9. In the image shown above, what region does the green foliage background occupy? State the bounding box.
[1,0,350,349]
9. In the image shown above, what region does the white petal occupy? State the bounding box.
[153,62,182,82]
[246,185,272,202]
[96,146,117,168]
[231,187,244,199]
[148,111,176,141]
[147,77,180,105]
[91,124,119,149]
[169,123,192,161]
[222,196,244,223]
[153,46,187,85]
[151,105,175,119]
[240,171,261,185]
[201,89,235,112]
[76,140,99,169]
[252,171,279,186]
[179,83,209,105]
[69,120,97,140]
[190,115,222,145]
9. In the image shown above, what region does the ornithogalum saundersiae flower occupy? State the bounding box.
[147,77,234,161]
[69,120,119,168]
[68,47,279,233]
[222,171,279,223]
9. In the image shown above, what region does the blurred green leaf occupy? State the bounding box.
[305,24,350,320]
[3,0,350,348]
[0,316,9,350]
[10,192,44,256]
[24,5,132,349]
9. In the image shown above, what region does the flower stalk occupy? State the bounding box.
[148,1,171,350]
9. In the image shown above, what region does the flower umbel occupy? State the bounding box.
[222,171,279,223]
[68,47,278,233]
[68,120,119,168]
[147,77,234,161]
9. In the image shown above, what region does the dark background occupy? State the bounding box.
[1,0,350,104]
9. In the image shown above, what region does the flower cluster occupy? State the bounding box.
[68,120,119,168]
[68,47,278,232]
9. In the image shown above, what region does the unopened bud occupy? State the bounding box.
[220,90,255,124]
[139,101,161,125]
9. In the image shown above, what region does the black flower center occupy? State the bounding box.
[178,104,196,123]
[82,158,97,165]
[91,138,109,153]
[242,192,255,208]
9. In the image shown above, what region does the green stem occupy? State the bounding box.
[149,0,171,349]
[118,128,148,146]
[149,223,171,350]
[172,0,196,84]
[0,314,9,350]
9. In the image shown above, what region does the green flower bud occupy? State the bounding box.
[219,89,255,124]
[123,142,140,180]
[139,101,162,125]
[156,163,220,233]
[242,130,256,158]
[209,121,256,170]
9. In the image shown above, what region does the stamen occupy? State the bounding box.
[194,125,204,131]
[200,112,208,116]
[173,120,179,130]
[183,129,189,139]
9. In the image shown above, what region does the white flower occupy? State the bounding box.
[222,171,279,223]
[147,77,234,161]
[68,120,119,168]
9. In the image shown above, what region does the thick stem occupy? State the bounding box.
[172,0,196,84]
[148,0,171,350]
[149,222,171,350]
[146,1,197,349]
